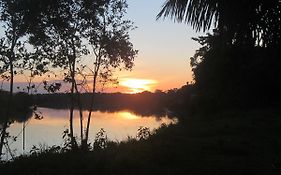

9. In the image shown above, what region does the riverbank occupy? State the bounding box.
[1,109,281,175]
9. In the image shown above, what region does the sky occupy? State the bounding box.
[113,0,205,93]
[1,0,207,94]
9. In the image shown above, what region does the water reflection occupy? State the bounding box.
[7,107,177,156]
[0,108,33,124]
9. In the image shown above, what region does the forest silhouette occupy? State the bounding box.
[158,0,281,110]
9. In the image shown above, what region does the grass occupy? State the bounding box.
[1,108,281,175]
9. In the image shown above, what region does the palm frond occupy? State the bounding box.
[157,0,218,32]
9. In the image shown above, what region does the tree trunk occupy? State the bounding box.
[0,122,8,159]
[84,69,98,145]
[74,81,84,145]
[0,60,14,159]
[69,60,77,150]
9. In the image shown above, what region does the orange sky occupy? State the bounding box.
[104,0,206,93]
[2,0,207,94]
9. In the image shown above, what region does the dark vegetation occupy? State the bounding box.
[0,91,33,123]
[34,83,194,117]
[1,109,281,175]
[1,0,281,174]
[158,0,281,112]
[189,34,281,112]
[0,83,194,122]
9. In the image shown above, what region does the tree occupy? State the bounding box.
[0,0,29,158]
[82,0,137,148]
[25,0,137,150]
[158,0,281,47]
[157,0,281,46]
[24,0,95,149]
[158,0,281,109]
[0,0,49,158]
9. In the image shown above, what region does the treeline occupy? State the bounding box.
[0,82,197,121]
[34,83,195,117]
[0,91,33,123]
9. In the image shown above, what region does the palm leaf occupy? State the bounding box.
[157,0,219,32]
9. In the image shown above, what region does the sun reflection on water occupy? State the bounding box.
[7,107,177,157]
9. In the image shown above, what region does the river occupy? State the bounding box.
[3,107,176,159]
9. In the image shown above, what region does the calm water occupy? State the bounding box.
[4,107,176,158]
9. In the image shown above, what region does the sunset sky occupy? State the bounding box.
[114,0,205,93]
[1,0,207,94]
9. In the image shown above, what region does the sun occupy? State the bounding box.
[119,111,140,120]
[120,78,157,93]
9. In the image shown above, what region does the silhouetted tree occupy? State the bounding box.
[0,0,52,157]
[82,0,137,148]
[158,0,281,47]
[158,0,281,110]
[25,0,137,150]
[0,0,29,158]
[23,0,103,149]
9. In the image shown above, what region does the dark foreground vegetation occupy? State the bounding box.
[1,109,281,175]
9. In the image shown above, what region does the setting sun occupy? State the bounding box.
[120,78,157,93]
[119,111,140,120]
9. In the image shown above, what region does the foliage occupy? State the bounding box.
[21,0,138,150]
[158,0,281,47]
[159,0,281,110]
[1,109,281,174]
[0,0,51,158]
[82,0,138,147]
[62,129,72,151]
[0,0,27,81]
[136,126,151,140]
[190,32,281,110]
[43,81,62,93]
[30,144,62,156]
[93,128,108,151]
